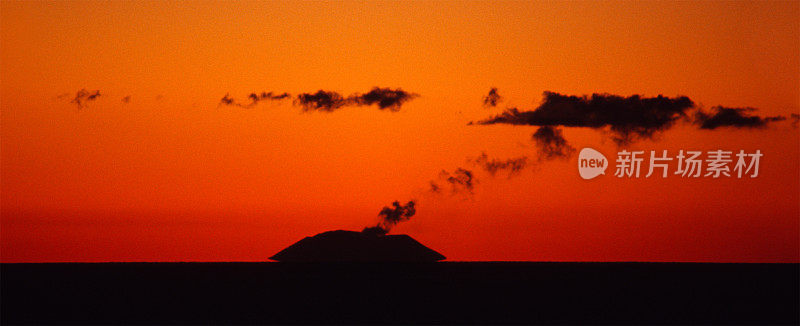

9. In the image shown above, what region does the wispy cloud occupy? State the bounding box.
[70,89,101,108]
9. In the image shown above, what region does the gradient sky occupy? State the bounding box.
[2,1,798,262]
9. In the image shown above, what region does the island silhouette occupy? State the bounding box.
[270,230,445,262]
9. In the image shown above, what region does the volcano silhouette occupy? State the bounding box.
[270,230,446,262]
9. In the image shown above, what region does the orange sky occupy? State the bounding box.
[2,1,798,262]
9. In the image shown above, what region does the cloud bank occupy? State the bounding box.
[474,91,695,144]
[220,87,417,112]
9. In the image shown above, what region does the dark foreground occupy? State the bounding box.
[2,262,798,325]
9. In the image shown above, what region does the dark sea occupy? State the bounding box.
[2,262,797,324]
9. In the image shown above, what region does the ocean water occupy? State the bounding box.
[2,262,797,324]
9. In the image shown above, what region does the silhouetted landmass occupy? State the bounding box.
[1,262,797,324]
[270,230,446,262]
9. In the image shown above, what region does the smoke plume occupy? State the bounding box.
[470,152,528,177]
[430,168,475,195]
[362,200,417,236]
[532,126,575,160]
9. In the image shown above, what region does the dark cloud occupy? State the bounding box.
[249,91,291,103]
[295,90,349,112]
[121,96,131,104]
[220,91,291,108]
[354,87,417,111]
[470,152,528,177]
[362,200,416,236]
[70,89,101,108]
[483,88,502,107]
[219,93,236,106]
[430,168,475,195]
[694,106,786,129]
[532,126,575,160]
[791,113,799,128]
[297,87,417,112]
[221,87,417,112]
[474,91,695,144]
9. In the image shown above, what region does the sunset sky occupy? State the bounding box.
[2,1,798,262]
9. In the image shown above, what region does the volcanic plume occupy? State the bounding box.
[362,200,416,236]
